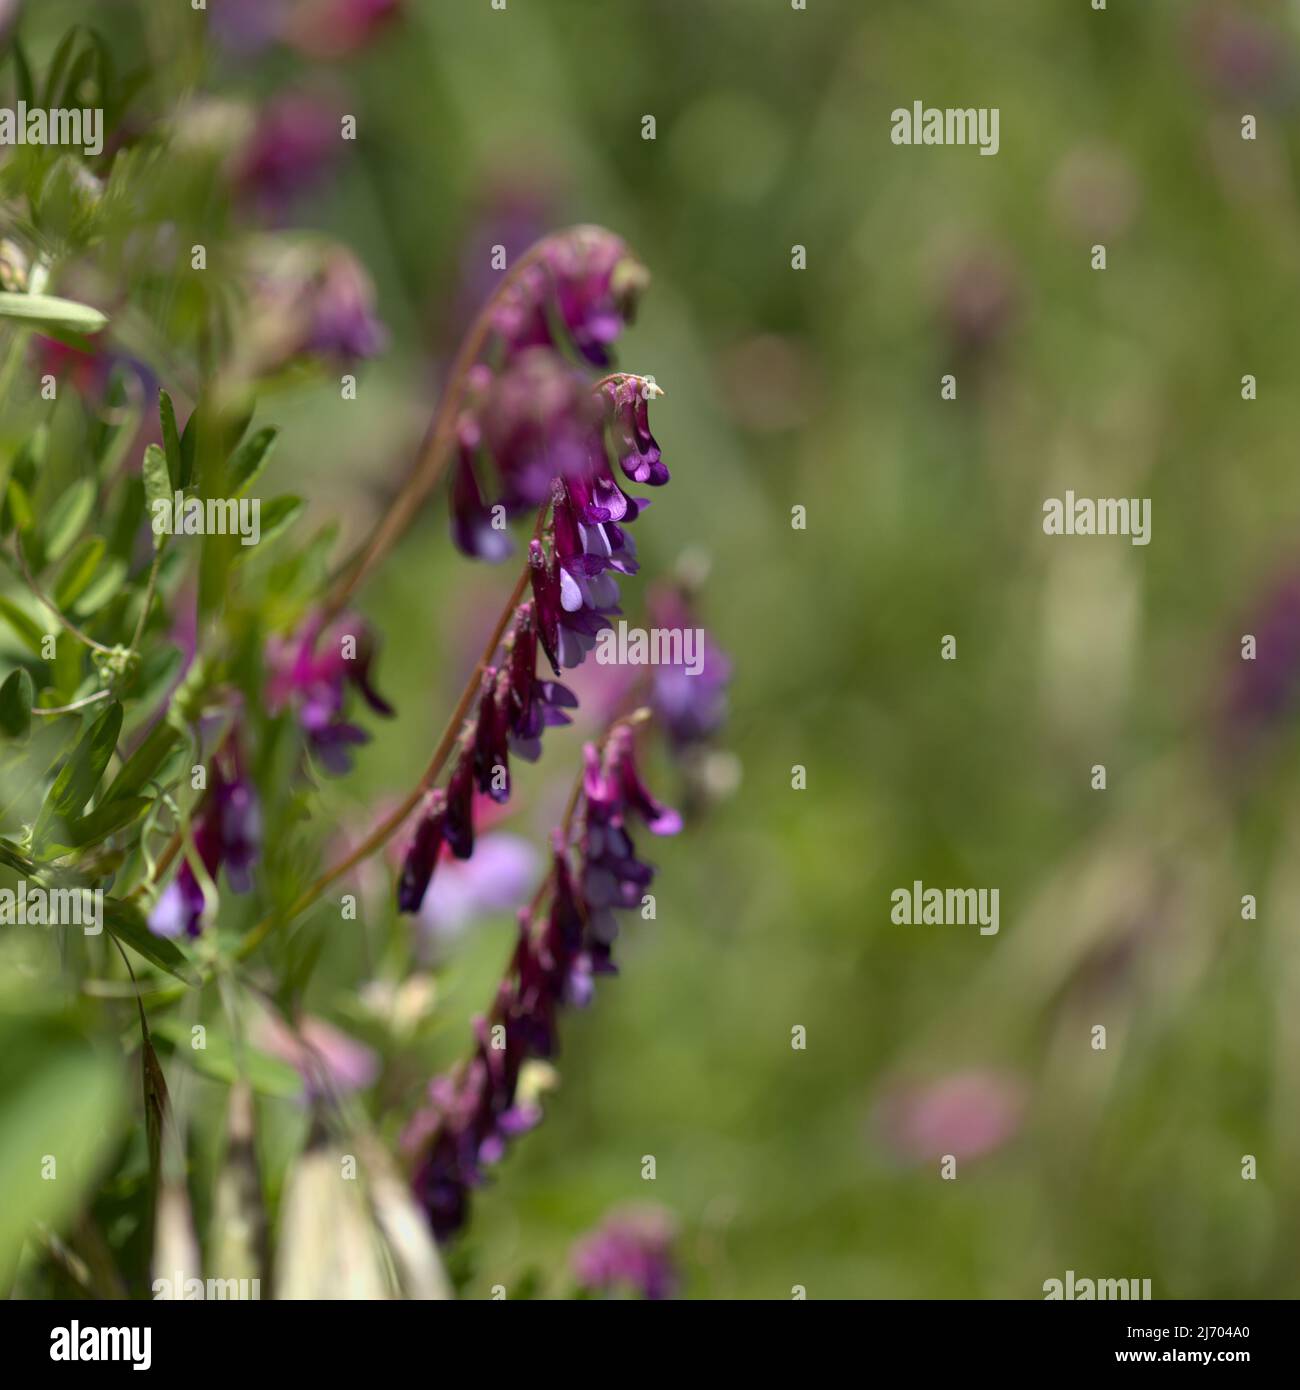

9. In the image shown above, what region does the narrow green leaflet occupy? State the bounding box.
[0,669,32,740]
[40,477,96,562]
[158,390,182,490]
[102,719,183,803]
[53,536,106,609]
[34,699,123,846]
[0,596,45,655]
[228,426,278,497]
[141,444,171,550]
[102,896,199,986]
[0,292,108,335]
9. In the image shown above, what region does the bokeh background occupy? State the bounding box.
[7,0,1300,1298]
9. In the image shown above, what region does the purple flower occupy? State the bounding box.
[572,1206,679,1300]
[648,585,731,749]
[490,227,647,368]
[236,93,340,219]
[416,832,541,950]
[210,0,289,53]
[396,797,447,914]
[1220,567,1300,756]
[286,0,403,60]
[256,1011,379,1102]
[407,739,678,1240]
[305,249,388,360]
[265,612,394,774]
[245,240,388,372]
[149,738,261,939]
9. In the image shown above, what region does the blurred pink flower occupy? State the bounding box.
[572,1205,678,1300]
[873,1068,1026,1164]
[256,1012,380,1100]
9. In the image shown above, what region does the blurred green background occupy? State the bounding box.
[9,0,1300,1298]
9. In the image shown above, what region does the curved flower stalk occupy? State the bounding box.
[404,714,679,1241]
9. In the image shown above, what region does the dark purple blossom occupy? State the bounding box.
[406,733,678,1241]
[149,738,261,939]
[236,93,339,219]
[490,227,647,368]
[397,797,447,914]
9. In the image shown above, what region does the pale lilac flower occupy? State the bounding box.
[874,1069,1026,1164]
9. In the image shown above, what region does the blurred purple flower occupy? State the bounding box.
[648,584,731,750]
[266,612,394,773]
[873,1069,1026,1165]
[236,93,339,219]
[256,1012,380,1100]
[572,1206,679,1300]
[490,226,646,369]
[415,832,541,950]
[1186,4,1294,102]
[211,0,290,55]
[286,0,403,60]
[1221,567,1300,743]
[149,737,261,939]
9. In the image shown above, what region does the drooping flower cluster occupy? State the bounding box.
[405,729,679,1241]
[265,613,394,773]
[149,737,261,939]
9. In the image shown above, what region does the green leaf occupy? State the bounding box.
[40,477,95,562]
[228,426,278,497]
[158,390,182,490]
[71,556,128,617]
[58,795,150,852]
[103,896,199,986]
[0,669,32,741]
[0,292,107,335]
[102,719,182,803]
[236,494,303,557]
[141,444,171,552]
[4,478,34,536]
[53,535,106,609]
[0,1015,125,1288]
[34,699,122,844]
[0,596,45,656]
[12,39,35,109]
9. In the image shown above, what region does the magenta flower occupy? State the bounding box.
[265,613,394,773]
[236,93,340,218]
[490,227,646,368]
[572,1206,679,1300]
